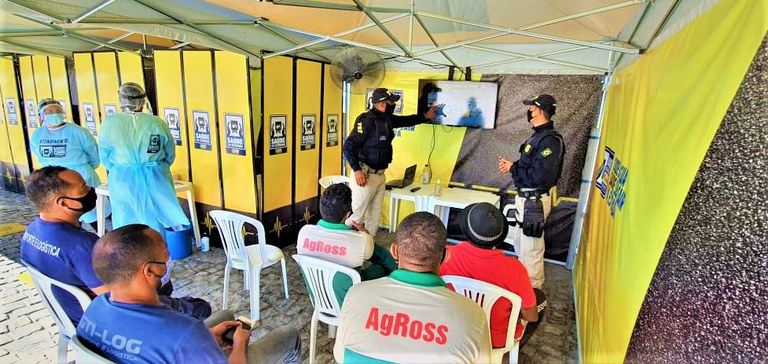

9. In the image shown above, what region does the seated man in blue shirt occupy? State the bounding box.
[78,224,301,364]
[20,166,210,325]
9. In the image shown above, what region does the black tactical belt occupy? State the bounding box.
[517,190,549,199]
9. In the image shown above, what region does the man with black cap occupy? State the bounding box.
[441,202,545,356]
[343,88,438,235]
[498,94,565,289]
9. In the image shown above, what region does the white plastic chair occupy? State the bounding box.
[502,203,520,249]
[318,175,349,189]
[209,210,289,321]
[22,260,93,364]
[70,336,114,363]
[292,254,361,364]
[442,275,523,364]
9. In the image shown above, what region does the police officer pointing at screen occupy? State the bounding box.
[343,88,438,234]
[499,94,565,289]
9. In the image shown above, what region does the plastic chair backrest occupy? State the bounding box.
[71,335,115,363]
[441,275,522,353]
[318,175,349,189]
[209,210,269,267]
[296,224,373,268]
[21,260,92,339]
[292,254,361,324]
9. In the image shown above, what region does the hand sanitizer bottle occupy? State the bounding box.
[422,164,432,185]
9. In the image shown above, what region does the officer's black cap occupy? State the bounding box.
[371,88,400,104]
[523,94,557,116]
[458,202,508,249]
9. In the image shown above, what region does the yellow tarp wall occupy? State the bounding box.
[574,0,768,362]
[215,51,257,214]
[347,71,480,227]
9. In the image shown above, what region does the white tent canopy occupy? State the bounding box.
[1,0,713,74]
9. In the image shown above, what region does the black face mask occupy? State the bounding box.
[385,103,396,115]
[57,187,97,213]
[527,110,533,122]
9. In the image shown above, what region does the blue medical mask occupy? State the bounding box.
[45,113,66,126]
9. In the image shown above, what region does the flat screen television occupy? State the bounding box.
[418,80,498,129]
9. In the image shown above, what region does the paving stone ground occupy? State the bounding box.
[0,188,577,363]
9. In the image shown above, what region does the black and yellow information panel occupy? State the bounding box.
[118,52,145,86]
[294,59,322,229]
[182,51,223,212]
[18,56,40,169]
[262,56,294,243]
[154,50,190,182]
[73,53,104,179]
[48,57,74,121]
[93,52,121,126]
[0,57,30,192]
[321,64,343,178]
[214,51,257,215]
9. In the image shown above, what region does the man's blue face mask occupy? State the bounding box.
[45,113,66,126]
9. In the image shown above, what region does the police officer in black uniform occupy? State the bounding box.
[343,88,438,234]
[499,94,565,288]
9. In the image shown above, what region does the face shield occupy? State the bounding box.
[118,82,153,114]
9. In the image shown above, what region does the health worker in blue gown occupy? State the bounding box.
[98,82,189,235]
[31,98,110,226]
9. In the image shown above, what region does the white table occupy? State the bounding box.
[95,180,201,246]
[388,183,500,232]
[428,187,501,227]
[388,184,435,232]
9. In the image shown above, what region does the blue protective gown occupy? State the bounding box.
[98,112,189,235]
[31,123,110,223]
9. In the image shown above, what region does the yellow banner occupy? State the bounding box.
[0,57,30,187]
[155,51,190,183]
[182,51,222,208]
[295,59,321,204]
[574,0,768,362]
[321,65,343,178]
[117,52,145,87]
[262,56,294,212]
[49,57,74,121]
[214,51,257,214]
[18,56,40,169]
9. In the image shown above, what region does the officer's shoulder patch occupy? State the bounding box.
[524,144,532,153]
[356,122,363,133]
[541,148,553,157]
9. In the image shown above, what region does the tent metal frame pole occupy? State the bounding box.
[259,21,404,57]
[413,14,463,72]
[13,13,135,53]
[416,11,640,55]
[256,23,330,61]
[408,0,414,52]
[131,0,263,59]
[471,45,592,70]
[351,0,412,57]
[91,31,135,51]
[70,0,117,24]
[263,13,408,59]
[466,45,604,73]
[613,0,681,70]
[169,41,191,50]
[519,0,645,31]
[272,0,409,14]
[0,40,66,57]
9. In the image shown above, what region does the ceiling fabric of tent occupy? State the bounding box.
[1,0,704,74]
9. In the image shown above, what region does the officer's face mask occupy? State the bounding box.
[57,187,97,213]
[385,102,396,115]
[45,113,67,127]
[526,110,534,123]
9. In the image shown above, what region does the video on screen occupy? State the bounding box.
[417,80,498,129]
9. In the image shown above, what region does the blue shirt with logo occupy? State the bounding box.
[20,218,103,324]
[77,294,226,364]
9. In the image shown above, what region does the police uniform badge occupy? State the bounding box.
[524,144,532,154]
[541,148,553,157]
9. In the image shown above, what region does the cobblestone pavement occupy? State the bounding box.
[1,188,577,363]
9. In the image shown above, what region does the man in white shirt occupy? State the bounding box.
[334,212,491,363]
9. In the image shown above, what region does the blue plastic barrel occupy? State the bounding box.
[165,225,192,259]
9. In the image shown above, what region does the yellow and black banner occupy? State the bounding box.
[293,59,322,232]
[573,0,768,361]
[0,57,30,192]
[321,64,343,179]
